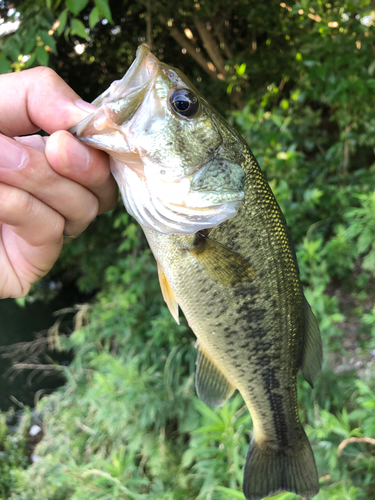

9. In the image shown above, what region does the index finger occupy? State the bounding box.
[0,67,97,137]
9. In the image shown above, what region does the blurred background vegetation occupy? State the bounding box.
[0,0,375,498]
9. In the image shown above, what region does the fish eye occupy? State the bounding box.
[170,89,199,118]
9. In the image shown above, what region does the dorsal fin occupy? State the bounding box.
[196,343,236,408]
[300,298,322,388]
[157,262,179,324]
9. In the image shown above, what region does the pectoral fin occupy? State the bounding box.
[157,262,179,324]
[196,343,236,408]
[300,298,322,388]
[188,232,254,287]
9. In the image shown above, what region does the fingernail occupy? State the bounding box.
[68,137,91,171]
[14,135,47,154]
[75,99,98,114]
[0,135,28,169]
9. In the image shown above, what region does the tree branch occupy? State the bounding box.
[194,19,227,76]
[159,16,218,80]
[146,0,152,49]
[252,28,257,52]
[338,436,375,455]
[212,19,233,59]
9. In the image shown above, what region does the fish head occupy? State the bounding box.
[71,45,245,234]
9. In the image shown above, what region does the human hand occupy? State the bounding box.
[0,67,118,299]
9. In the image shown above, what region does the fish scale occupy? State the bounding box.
[71,44,322,500]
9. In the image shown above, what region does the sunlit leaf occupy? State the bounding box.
[94,0,113,24]
[70,18,88,39]
[216,485,245,498]
[66,0,89,15]
[57,9,68,36]
[35,45,49,66]
[38,29,57,55]
[237,63,246,76]
[24,51,37,69]
[89,6,100,29]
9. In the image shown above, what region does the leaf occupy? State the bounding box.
[237,63,246,76]
[38,30,57,55]
[15,297,26,308]
[24,51,37,68]
[369,60,375,76]
[23,25,37,53]
[64,27,71,42]
[363,251,375,273]
[24,36,36,55]
[57,10,68,36]
[70,19,88,39]
[4,38,21,62]
[40,14,54,30]
[357,226,372,254]
[0,55,11,74]
[181,449,195,468]
[272,114,283,128]
[89,6,100,29]
[277,151,288,160]
[94,0,113,24]
[36,45,49,66]
[215,486,245,499]
[66,0,89,15]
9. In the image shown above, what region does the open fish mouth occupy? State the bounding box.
[70,45,158,144]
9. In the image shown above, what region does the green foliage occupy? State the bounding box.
[0,410,31,499]
[344,192,375,273]
[1,0,375,499]
[0,0,112,73]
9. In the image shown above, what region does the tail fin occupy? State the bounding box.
[243,431,319,500]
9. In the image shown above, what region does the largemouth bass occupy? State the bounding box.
[71,45,322,500]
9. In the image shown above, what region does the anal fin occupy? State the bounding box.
[157,262,179,324]
[196,343,235,408]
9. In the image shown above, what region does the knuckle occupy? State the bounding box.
[35,211,64,247]
[49,217,65,243]
[0,186,33,216]
[66,196,98,235]
[31,66,59,84]
[21,191,36,217]
[43,166,59,187]
[106,195,119,212]
[85,197,99,224]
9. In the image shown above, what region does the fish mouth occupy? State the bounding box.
[92,44,156,107]
[70,44,159,143]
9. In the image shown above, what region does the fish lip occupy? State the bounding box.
[70,44,159,138]
[115,44,156,93]
[95,44,159,105]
